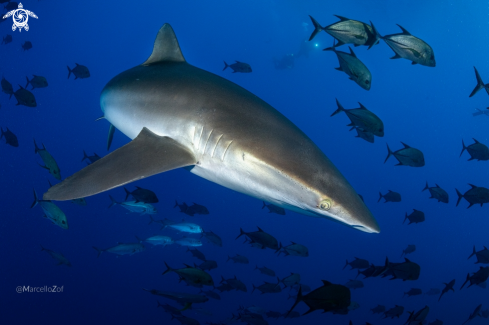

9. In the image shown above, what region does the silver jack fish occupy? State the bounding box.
[43,23,379,234]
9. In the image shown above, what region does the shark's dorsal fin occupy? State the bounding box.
[143,24,186,66]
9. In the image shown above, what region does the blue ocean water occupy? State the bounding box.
[1,0,488,324]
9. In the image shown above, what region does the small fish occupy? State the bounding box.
[156,301,181,315]
[438,279,455,301]
[1,77,13,98]
[460,267,489,289]
[40,245,71,266]
[199,289,220,300]
[81,151,101,165]
[331,99,384,136]
[143,288,208,309]
[403,288,422,297]
[462,304,482,325]
[93,242,145,257]
[383,258,421,281]
[323,46,372,90]
[383,305,404,319]
[214,283,234,293]
[404,209,425,225]
[13,85,36,107]
[405,306,429,325]
[343,257,369,270]
[308,15,380,49]
[2,34,12,45]
[385,142,425,167]
[186,202,209,215]
[67,63,90,79]
[223,61,252,73]
[422,182,449,203]
[108,195,157,215]
[292,284,311,294]
[142,235,173,246]
[21,41,32,51]
[456,184,489,208]
[481,309,489,318]
[148,216,175,227]
[236,227,279,251]
[1,127,18,147]
[401,244,416,257]
[281,273,301,288]
[345,279,364,289]
[468,246,489,264]
[195,260,217,271]
[353,126,374,143]
[174,201,195,216]
[202,231,222,247]
[25,75,48,90]
[252,278,282,294]
[469,67,489,97]
[371,305,386,314]
[277,242,309,257]
[227,254,249,264]
[123,186,158,203]
[175,237,202,247]
[460,138,489,161]
[220,276,247,292]
[378,190,401,203]
[166,222,203,234]
[262,201,285,215]
[381,25,435,67]
[255,265,275,277]
[186,248,206,261]
[31,190,68,229]
[162,262,214,287]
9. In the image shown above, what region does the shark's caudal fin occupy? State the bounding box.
[43,127,197,201]
[142,24,186,66]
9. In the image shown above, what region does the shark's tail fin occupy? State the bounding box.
[468,245,477,260]
[460,273,470,290]
[455,189,463,207]
[285,286,303,317]
[384,143,393,163]
[308,15,323,41]
[223,61,229,71]
[31,189,39,208]
[469,67,485,97]
[67,66,73,79]
[331,98,345,117]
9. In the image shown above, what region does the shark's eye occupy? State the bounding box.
[319,199,332,211]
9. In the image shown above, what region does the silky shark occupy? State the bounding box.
[44,23,380,233]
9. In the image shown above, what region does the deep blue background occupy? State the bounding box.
[1,0,488,324]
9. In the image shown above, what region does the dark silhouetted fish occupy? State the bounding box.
[195,260,217,271]
[1,77,13,98]
[67,63,90,79]
[404,209,425,225]
[81,151,101,165]
[40,245,71,266]
[252,277,282,294]
[456,184,489,208]
[236,227,279,251]
[371,304,385,314]
[142,235,173,246]
[108,195,157,215]
[186,248,206,261]
[13,85,36,107]
[255,265,275,277]
[261,201,285,215]
[308,15,380,49]
[332,99,384,136]
[460,267,489,289]
[221,275,247,292]
[277,242,309,257]
[174,201,194,216]
[281,273,301,288]
[481,309,489,318]
[378,190,401,203]
[385,142,425,167]
[345,279,363,289]
[469,67,489,97]
[380,25,435,67]
[25,75,48,90]
[403,288,422,297]
[460,138,489,161]
[405,306,429,325]
[223,61,252,73]
[93,242,144,257]
[123,186,158,203]
[162,262,214,287]
[143,288,208,310]
[21,41,32,51]
[227,254,249,264]
[156,301,181,315]
[286,281,351,316]
[186,203,209,215]
[462,304,482,325]
[1,127,18,147]
[174,237,202,247]
[199,289,220,300]
[383,258,420,281]
[34,140,61,179]
[344,257,369,270]
[383,305,404,319]
[401,244,416,257]
[202,231,222,247]
[214,283,233,293]
[2,34,12,45]
[423,182,449,203]
[438,279,455,301]
[468,246,489,264]
[323,46,371,90]
[353,126,374,143]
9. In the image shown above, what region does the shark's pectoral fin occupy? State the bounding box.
[43,127,196,201]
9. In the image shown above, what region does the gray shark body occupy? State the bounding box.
[44,24,379,233]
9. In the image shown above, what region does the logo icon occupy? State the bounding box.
[2,3,38,32]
